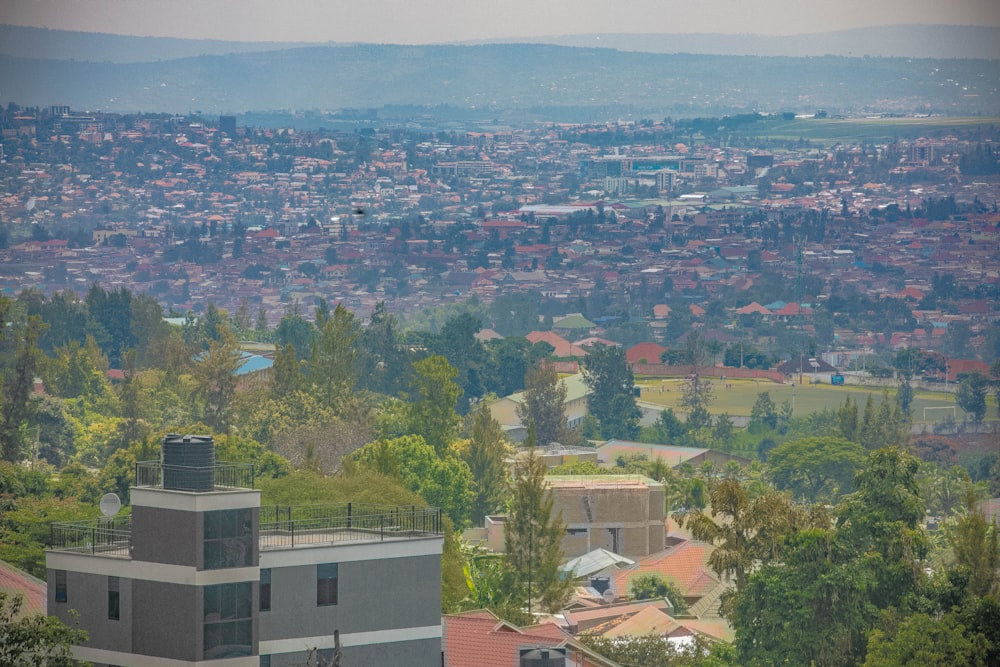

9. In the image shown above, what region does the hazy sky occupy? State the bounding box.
[6,0,1000,43]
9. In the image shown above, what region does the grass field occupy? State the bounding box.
[635,377,996,424]
[754,116,1000,144]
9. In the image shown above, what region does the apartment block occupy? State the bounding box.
[46,435,444,666]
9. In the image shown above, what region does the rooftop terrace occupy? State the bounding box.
[49,502,443,558]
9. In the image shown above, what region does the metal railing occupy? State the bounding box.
[50,516,132,557]
[135,461,255,490]
[260,503,442,550]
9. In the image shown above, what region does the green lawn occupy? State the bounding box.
[752,116,1000,144]
[634,378,993,424]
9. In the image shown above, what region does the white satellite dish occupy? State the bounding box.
[602,589,616,603]
[100,493,122,518]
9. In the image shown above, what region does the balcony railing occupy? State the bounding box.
[135,461,255,490]
[260,503,442,549]
[50,516,132,557]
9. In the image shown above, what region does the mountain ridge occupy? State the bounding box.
[1,23,997,63]
[1,40,996,119]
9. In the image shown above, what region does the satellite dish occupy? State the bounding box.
[100,493,122,518]
[602,589,616,603]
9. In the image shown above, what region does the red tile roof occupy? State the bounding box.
[443,610,619,667]
[612,541,722,599]
[0,560,46,617]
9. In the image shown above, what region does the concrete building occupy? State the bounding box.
[46,434,444,667]
[547,476,666,560]
[465,475,666,561]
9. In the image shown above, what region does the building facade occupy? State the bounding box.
[46,435,443,666]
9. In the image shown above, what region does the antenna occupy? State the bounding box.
[100,493,122,518]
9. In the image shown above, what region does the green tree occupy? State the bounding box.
[351,435,474,527]
[838,395,860,441]
[682,476,824,601]
[582,343,641,439]
[863,612,988,667]
[629,574,688,612]
[505,444,572,613]
[193,328,242,432]
[859,392,909,450]
[680,330,714,426]
[407,356,462,454]
[956,371,989,424]
[464,405,511,526]
[731,528,873,667]
[517,361,575,447]
[837,447,928,611]
[768,436,867,503]
[945,485,1000,598]
[309,304,360,407]
[270,344,305,399]
[357,302,410,397]
[1,304,47,463]
[0,591,88,667]
[749,391,777,431]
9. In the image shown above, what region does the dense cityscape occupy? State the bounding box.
[1,98,999,666]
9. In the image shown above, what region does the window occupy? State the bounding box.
[55,570,67,603]
[108,576,120,620]
[203,582,253,659]
[317,563,338,606]
[260,656,271,667]
[204,509,254,569]
[259,568,271,612]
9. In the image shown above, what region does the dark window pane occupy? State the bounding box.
[108,590,120,620]
[260,569,271,612]
[55,570,67,603]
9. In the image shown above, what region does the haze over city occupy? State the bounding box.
[6,0,1000,44]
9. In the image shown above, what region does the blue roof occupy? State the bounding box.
[236,355,273,376]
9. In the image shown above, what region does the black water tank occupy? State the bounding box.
[162,434,215,491]
[520,647,566,667]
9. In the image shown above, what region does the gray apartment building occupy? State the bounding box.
[46,435,444,666]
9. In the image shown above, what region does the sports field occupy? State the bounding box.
[634,377,993,424]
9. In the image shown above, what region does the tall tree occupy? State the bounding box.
[956,371,989,424]
[679,330,714,429]
[582,343,641,439]
[945,485,1000,598]
[517,361,573,447]
[194,328,243,432]
[431,313,487,413]
[464,405,511,526]
[309,304,360,407]
[1,302,46,463]
[682,476,823,597]
[505,444,573,613]
[407,356,462,455]
[837,447,928,611]
[357,302,409,397]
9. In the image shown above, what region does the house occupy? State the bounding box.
[46,434,444,666]
[442,609,621,667]
[488,373,592,442]
[526,331,589,358]
[626,342,667,365]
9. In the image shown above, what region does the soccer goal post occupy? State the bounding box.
[923,405,956,422]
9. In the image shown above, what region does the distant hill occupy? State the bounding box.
[1,42,997,118]
[490,25,1000,60]
[2,24,998,62]
[0,24,312,63]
